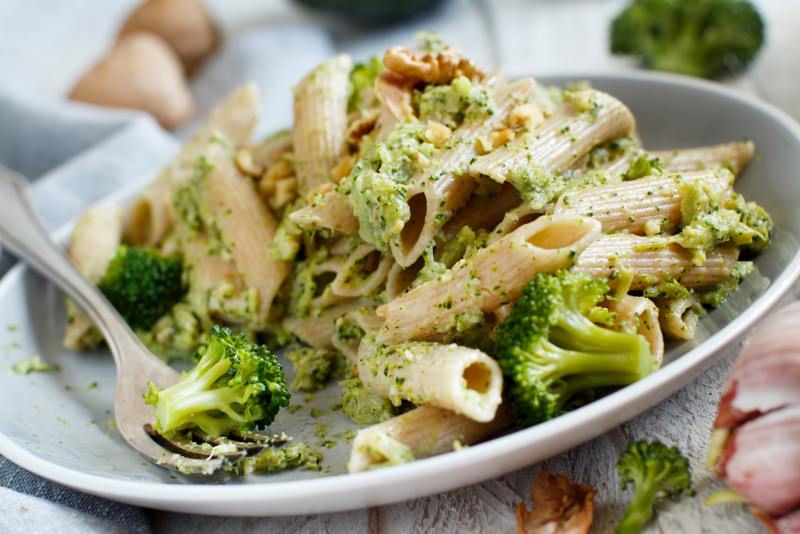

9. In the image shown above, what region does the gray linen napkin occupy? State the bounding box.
[0,25,332,534]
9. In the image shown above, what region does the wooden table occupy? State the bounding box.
[146,0,797,531]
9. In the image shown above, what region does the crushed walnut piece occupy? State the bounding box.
[490,128,516,148]
[383,45,483,85]
[516,471,595,534]
[235,147,263,177]
[422,121,452,146]
[259,158,297,208]
[507,103,545,132]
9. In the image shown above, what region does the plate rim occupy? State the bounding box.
[2,69,800,516]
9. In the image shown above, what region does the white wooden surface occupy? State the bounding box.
[146,0,799,532]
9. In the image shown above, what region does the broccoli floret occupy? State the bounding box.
[616,440,694,534]
[494,270,653,427]
[146,326,290,439]
[610,0,765,79]
[97,246,185,331]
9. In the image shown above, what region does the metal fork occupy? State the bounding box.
[0,167,272,474]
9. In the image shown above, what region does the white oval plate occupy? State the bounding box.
[1,72,800,516]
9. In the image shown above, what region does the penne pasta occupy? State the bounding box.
[573,234,739,290]
[441,182,522,239]
[283,298,368,349]
[289,190,359,235]
[348,404,513,473]
[330,243,393,298]
[656,294,705,341]
[555,168,734,234]
[332,307,384,363]
[201,143,290,324]
[469,89,635,183]
[606,295,664,368]
[390,78,540,267]
[654,141,755,176]
[293,54,352,194]
[357,335,503,422]
[374,71,416,138]
[377,214,602,344]
[128,84,260,246]
[64,203,125,349]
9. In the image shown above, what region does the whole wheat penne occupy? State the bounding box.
[606,295,664,368]
[357,335,503,422]
[441,182,522,240]
[469,89,635,183]
[330,243,393,298]
[573,234,739,290]
[390,78,540,267]
[377,214,602,344]
[129,84,260,246]
[374,71,416,139]
[656,294,705,341]
[201,143,289,323]
[487,203,543,244]
[654,141,755,176]
[555,168,735,234]
[293,55,352,194]
[64,203,125,349]
[332,307,384,363]
[126,179,174,247]
[347,404,513,473]
[68,203,125,283]
[289,190,359,235]
[283,298,368,349]
[385,260,422,300]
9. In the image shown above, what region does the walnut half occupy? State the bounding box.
[383,45,483,85]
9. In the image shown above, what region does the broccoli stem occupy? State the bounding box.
[540,340,650,378]
[617,474,660,534]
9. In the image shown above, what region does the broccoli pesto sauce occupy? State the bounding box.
[507,165,568,209]
[340,378,398,424]
[339,122,436,251]
[286,346,346,392]
[677,175,772,263]
[415,75,495,129]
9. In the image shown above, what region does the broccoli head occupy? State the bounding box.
[98,246,185,331]
[146,326,290,439]
[610,0,765,79]
[616,440,694,534]
[494,270,652,427]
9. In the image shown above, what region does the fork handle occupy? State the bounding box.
[0,167,144,364]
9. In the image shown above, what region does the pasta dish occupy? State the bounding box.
[63,36,772,474]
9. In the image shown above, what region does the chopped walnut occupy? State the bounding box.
[259,158,296,204]
[490,128,516,148]
[516,471,595,534]
[331,154,357,182]
[422,121,452,146]
[269,177,297,211]
[383,45,483,85]
[235,147,263,177]
[507,103,545,132]
[475,135,493,156]
[347,109,379,147]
